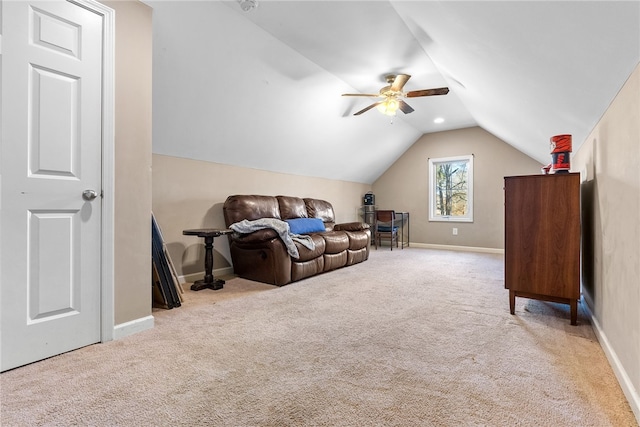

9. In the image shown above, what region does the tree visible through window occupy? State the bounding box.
[429,155,473,222]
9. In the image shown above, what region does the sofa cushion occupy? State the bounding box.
[224,195,281,224]
[277,196,308,220]
[286,218,326,235]
[304,198,335,224]
[334,222,370,232]
[344,230,370,250]
[321,230,350,254]
[294,234,326,262]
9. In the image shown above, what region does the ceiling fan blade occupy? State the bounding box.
[390,74,411,92]
[398,100,414,114]
[354,101,383,116]
[405,87,450,98]
[342,93,382,97]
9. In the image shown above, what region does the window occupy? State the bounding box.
[429,155,473,222]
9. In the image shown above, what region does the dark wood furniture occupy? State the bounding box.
[504,173,581,325]
[365,209,409,248]
[374,210,398,250]
[183,228,233,291]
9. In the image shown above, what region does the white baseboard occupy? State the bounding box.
[113,315,154,340]
[179,266,235,284]
[410,243,504,255]
[582,301,640,424]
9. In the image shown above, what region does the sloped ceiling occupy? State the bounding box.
[148,1,639,184]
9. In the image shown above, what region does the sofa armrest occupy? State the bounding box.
[334,222,370,232]
[231,228,279,243]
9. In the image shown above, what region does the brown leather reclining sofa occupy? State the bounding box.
[223,195,371,286]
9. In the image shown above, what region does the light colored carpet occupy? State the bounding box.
[1,248,637,426]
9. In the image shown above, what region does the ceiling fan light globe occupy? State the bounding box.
[377,97,399,116]
[376,103,390,115]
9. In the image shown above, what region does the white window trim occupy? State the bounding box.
[429,155,474,223]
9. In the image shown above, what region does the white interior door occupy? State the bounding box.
[1,0,105,371]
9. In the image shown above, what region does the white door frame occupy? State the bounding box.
[69,0,115,343]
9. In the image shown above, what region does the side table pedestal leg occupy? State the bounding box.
[190,235,224,291]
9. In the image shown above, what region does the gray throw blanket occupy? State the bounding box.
[229,218,316,259]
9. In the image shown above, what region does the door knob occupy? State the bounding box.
[82,189,99,201]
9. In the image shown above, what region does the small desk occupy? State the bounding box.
[395,212,409,248]
[183,228,233,291]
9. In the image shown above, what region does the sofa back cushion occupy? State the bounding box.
[304,198,336,230]
[223,195,338,230]
[224,195,281,226]
[277,196,308,220]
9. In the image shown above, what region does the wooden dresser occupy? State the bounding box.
[504,173,581,325]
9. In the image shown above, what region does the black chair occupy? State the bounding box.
[374,210,399,250]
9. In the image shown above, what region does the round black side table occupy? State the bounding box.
[183,228,233,291]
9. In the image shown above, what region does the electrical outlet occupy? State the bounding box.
[453,228,458,236]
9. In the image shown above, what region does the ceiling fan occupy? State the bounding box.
[342,74,449,116]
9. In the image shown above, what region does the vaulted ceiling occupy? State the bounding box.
[148,1,640,184]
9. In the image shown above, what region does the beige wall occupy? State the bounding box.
[102,0,153,325]
[151,154,371,278]
[572,63,640,419]
[372,127,542,249]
